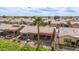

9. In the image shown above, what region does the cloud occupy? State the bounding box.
[0,7,79,16]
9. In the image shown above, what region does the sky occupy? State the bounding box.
[0,0,79,16]
[0,7,79,16]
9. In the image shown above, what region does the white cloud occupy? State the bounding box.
[0,7,79,16]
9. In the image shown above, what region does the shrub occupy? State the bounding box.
[0,40,21,51]
[21,45,49,51]
[0,40,49,51]
[21,45,35,51]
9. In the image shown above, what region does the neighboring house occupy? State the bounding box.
[20,25,56,40]
[0,17,33,25]
[58,27,79,47]
[0,18,10,23]
[0,23,24,36]
[8,18,32,25]
[49,20,68,28]
[69,21,79,28]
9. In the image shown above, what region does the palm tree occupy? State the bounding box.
[33,16,44,51]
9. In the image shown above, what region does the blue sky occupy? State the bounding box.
[0,7,79,16]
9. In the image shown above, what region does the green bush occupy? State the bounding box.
[0,40,21,51]
[52,42,59,50]
[21,45,48,51]
[0,40,49,51]
[2,15,6,18]
[21,45,35,51]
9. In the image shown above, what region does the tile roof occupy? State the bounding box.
[59,27,79,38]
[20,25,55,34]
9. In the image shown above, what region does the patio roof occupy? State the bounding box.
[51,20,67,24]
[70,21,79,24]
[59,27,79,38]
[0,23,22,32]
[20,25,55,35]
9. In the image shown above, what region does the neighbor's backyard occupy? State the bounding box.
[0,40,48,51]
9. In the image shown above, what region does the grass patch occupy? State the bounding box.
[0,40,21,51]
[0,40,49,51]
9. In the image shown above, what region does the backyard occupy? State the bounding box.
[0,40,49,51]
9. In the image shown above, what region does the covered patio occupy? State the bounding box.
[20,25,55,40]
[0,23,24,39]
[20,25,56,48]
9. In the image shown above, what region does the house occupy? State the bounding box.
[0,18,10,23]
[0,23,24,36]
[20,25,56,40]
[0,17,33,25]
[58,27,79,47]
[51,20,68,27]
[68,21,79,28]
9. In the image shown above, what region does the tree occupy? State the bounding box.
[67,21,71,27]
[54,16,60,20]
[51,28,56,51]
[2,15,6,18]
[33,16,44,51]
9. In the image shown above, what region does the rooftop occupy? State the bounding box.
[0,23,22,32]
[70,20,79,24]
[20,25,55,35]
[59,27,79,38]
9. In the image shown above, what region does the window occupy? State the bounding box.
[76,40,79,46]
[47,36,51,39]
[64,38,72,42]
[71,41,75,46]
[34,34,37,37]
[64,38,73,46]
[40,35,45,39]
[34,34,37,39]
